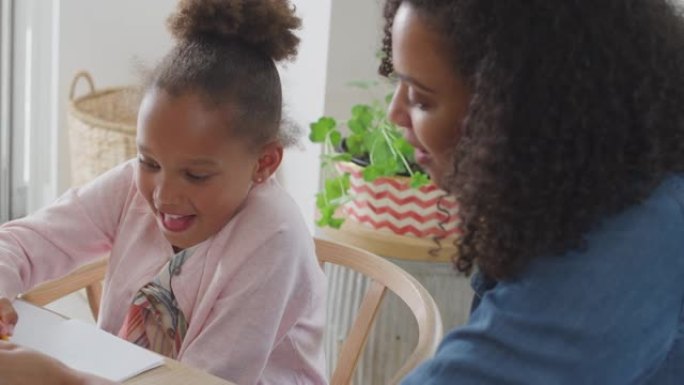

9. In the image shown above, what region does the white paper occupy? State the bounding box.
[11,300,164,382]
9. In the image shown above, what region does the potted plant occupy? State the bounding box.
[309,82,460,241]
[313,84,468,385]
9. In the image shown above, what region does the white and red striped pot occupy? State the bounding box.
[337,162,461,239]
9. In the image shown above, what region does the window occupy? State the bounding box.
[0,0,59,220]
[0,0,12,222]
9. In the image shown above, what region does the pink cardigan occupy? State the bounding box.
[0,161,328,385]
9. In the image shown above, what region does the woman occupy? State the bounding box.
[383,0,684,383]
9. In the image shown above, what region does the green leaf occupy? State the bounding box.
[324,174,350,201]
[328,217,345,229]
[329,130,342,147]
[347,105,374,137]
[308,117,337,143]
[410,172,430,188]
[328,153,353,162]
[362,130,383,154]
[347,119,366,135]
[371,141,394,167]
[351,105,374,127]
[315,192,328,210]
[393,136,414,159]
[315,217,329,227]
[316,205,335,227]
[315,195,347,229]
[362,165,384,181]
[340,173,351,191]
[346,134,366,156]
[385,92,394,105]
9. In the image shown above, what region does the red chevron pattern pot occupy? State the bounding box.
[338,162,461,239]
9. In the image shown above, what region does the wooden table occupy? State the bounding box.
[124,358,235,385]
[15,300,235,385]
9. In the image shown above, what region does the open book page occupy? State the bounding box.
[11,300,164,382]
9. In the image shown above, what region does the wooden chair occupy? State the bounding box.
[21,257,108,321]
[315,237,443,385]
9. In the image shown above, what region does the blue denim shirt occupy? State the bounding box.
[402,175,684,385]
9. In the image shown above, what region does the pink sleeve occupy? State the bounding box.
[179,231,325,385]
[0,161,136,299]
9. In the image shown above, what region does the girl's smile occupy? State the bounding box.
[159,212,197,233]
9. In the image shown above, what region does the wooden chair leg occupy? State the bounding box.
[85,282,103,321]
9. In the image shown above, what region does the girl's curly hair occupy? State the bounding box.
[381,0,684,280]
[149,0,302,148]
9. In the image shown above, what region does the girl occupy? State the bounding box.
[0,0,327,384]
[382,0,684,383]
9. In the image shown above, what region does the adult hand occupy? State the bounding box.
[0,341,116,385]
[0,298,17,338]
[0,341,74,385]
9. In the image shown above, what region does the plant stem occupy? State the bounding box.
[381,120,415,177]
[323,131,350,204]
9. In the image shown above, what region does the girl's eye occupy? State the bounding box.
[185,172,211,182]
[138,156,160,170]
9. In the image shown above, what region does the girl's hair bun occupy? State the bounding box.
[168,0,301,62]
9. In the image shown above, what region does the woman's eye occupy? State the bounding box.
[413,101,427,109]
[409,98,429,111]
[407,90,430,111]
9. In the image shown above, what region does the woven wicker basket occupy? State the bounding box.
[67,71,141,186]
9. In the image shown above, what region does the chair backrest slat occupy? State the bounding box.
[315,238,443,385]
[21,257,107,321]
[330,280,387,385]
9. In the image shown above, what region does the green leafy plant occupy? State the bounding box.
[309,82,430,229]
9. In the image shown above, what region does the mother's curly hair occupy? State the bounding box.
[381,0,684,280]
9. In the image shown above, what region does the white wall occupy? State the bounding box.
[278,0,331,230]
[324,0,389,119]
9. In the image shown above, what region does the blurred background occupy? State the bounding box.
[0,0,388,228]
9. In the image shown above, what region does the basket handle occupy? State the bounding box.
[69,71,95,100]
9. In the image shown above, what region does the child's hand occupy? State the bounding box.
[0,297,18,339]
